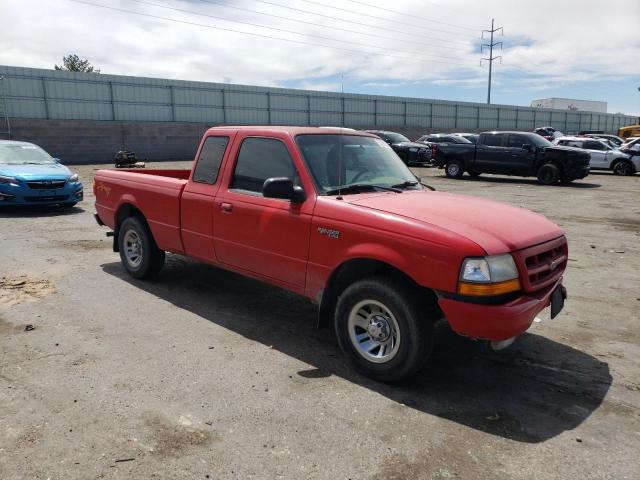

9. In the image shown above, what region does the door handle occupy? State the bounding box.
[219,202,233,213]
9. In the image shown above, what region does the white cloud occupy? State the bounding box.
[0,0,639,107]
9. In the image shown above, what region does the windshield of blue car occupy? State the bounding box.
[296,134,421,195]
[0,144,55,165]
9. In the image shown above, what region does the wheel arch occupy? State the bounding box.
[610,156,633,171]
[113,202,147,252]
[317,257,439,329]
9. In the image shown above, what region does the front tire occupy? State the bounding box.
[335,277,435,383]
[60,202,77,208]
[537,163,560,185]
[445,159,464,179]
[118,216,165,279]
[612,160,635,176]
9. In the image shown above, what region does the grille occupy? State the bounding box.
[25,195,69,202]
[27,180,66,189]
[513,237,568,292]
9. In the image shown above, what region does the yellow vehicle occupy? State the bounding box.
[618,125,640,139]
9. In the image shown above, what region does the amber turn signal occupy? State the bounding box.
[457,278,521,297]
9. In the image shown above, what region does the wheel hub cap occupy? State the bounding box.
[367,315,391,342]
[347,300,401,364]
[124,230,143,267]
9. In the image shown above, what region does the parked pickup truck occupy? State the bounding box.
[94,126,568,382]
[434,131,590,185]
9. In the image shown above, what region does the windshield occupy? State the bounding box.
[0,144,54,165]
[383,132,411,143]
[529,135,553,148]
[296,134,420,195]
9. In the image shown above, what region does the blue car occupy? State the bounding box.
[0,141,83,207]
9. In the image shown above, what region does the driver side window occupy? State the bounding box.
[231,137,299,194]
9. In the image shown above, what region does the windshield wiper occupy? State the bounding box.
[391,180,419,189]
[392,180,436,191]
[324,183,402,195]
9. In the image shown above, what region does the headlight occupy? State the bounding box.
[0,175,19,186]
[69,173,79,182]
[458,254,520,296]
[409,147,418,152]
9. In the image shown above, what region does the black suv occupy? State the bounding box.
[365,130,433,166]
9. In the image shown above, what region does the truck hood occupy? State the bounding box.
[347,190,563,254]
[0,162,72,180]
[545,145,589,156]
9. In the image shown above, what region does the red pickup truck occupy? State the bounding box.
[94,126,568,382]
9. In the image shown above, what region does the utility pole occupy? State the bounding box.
[481,19,503,104]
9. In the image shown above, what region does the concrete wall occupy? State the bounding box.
[2,118,442,164]
[4,118,212,164]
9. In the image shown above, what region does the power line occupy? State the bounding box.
[342,0,481,31]
[130,0,470,63]
[194,0,470,51]
[481,18,503,104]
[245,0,473,47]
[69,0,480,69]
[297,0,481,38]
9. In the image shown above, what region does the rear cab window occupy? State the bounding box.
[230,137,299,195]
[193,136,229,184]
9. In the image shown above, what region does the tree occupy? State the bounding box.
[54,54,100,73]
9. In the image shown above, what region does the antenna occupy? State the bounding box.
[337,132,343,200]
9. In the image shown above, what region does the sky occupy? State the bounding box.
[1,0,639,115]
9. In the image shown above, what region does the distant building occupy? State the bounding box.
[530,98,607,113]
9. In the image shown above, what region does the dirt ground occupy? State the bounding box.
[1,162,639,480]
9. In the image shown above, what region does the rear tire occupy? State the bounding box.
[612,160,635,176]
[537,163,560,185]
[445,160,464,179]
[335,277,435,383]
[118,216,165,279]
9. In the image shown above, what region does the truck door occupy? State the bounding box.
[475,133,508,173]
[213,135,314,291]
[180,134,233,263]
[504,133,534,175]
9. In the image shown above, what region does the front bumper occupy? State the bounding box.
[567,165,589,180]
[438,279,565,341]
[0,183,83,205]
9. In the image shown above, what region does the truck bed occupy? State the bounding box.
[94,169,192,253]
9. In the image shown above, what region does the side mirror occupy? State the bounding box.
[521,143,532,152]
[263,177,306,203]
